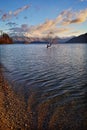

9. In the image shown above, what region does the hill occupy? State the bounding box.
[12,36,45,43]
[66,33,87,43]
[12,36,72,44]
[0,33,13,44]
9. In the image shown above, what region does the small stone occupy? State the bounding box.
[25,123,27,127]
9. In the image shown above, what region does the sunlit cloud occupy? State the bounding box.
[13,5,29,16]
[62,8,87,25]
[25,8,87,37]
[9,8,87,38]
[1,5,30,21]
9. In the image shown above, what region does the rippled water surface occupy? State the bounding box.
[0,44,87,129]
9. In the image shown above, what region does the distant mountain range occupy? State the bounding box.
[12,36,46,43]
[66,33,87,43]
[2,32,86,44]
[12,36,73,44]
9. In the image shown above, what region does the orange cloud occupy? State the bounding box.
[62,8,87,25]
[24,10,72,37]
[9,8,87,38]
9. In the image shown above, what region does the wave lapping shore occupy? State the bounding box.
[0,65,87,130]
[0,66,32,130]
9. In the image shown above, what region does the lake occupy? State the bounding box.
[0,44,87,129]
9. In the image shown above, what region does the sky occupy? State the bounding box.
[0,0,87,38]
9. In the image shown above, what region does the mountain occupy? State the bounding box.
[12,36,72,44]
[66,33,87,43]
[12,36,46,43]
[12,34,84,44]
[58,36,75,43]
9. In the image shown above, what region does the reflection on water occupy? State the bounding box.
[0,44,87,129]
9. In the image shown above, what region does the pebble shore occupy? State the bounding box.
[0,65,87,130]
[0,66,33,130]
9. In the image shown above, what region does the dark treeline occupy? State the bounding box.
[0,33,13,44]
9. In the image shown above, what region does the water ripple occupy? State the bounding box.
[0,44,87,109]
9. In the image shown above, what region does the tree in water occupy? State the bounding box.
[46,31,56,48]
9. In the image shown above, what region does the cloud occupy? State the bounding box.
[10,27,23,33]
[70,18,84,24]
[62,8,87,25]
[21,24,29,31]
[1,13,12,21]
[24,16,28,19]
[80,0,84,1]
[0,9,3,14]
[13,5,30,16]
[6,22,18,27]
[23,10,75,37]
[9,24,30,36]
[79,0,87,2]
[1,5,30,21]
[9,8,87,37]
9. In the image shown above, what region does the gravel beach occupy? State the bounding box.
[0,66,33,130]
[0,65,87,130]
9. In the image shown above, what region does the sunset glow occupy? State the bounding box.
[0,0,87,38]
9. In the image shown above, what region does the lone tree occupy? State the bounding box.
[46,31,53,43]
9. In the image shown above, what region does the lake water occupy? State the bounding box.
[0,44,87,129]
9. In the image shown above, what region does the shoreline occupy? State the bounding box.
[0,66,31,130]
[0,65,87,130]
